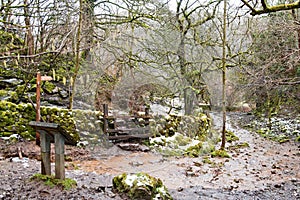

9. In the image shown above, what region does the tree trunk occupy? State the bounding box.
[24,0,34,56]
[69,0,83,109]
[220,0,227,150]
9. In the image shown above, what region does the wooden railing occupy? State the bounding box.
[102,104,152,141]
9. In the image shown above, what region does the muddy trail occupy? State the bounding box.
[0,112,299,199]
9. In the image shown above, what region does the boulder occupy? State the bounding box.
[113,172,173,200]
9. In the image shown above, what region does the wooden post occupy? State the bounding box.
[55,133,65,180]
[29,121,76,180]
[103,104,108,134]
[36,72,41,146]
[145,106,150,126]
[40,130,51,175]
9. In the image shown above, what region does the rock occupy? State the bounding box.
[9,157,29,163]
[0,78,23,87]
[59,89,69,98]
[113,172,173,200]
[290,178,298,183]
[274,184,282,188]
[239,103,252,112]
[129,161,144,167]
[117,143,150,152]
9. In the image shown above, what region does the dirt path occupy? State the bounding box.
[76,112,300,192]
[0,112,299,199]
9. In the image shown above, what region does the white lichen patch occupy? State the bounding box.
[124,174,136,187]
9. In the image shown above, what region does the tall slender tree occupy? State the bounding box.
[221,0,227,150]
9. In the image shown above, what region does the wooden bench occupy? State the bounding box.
[29,121,76,180]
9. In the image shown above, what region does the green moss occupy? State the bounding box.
[0,101,80,143]
[199,143,216,155]
[228,142,250,150]
[202,156,213,164]
[42,81,56,94]
[40,106,80,144]
[175,133,191,146]
[0,132,13,137]
[0,101,35,140]
[211,149,230,158]
[0,30,24,51]
[184,142,203,157]
[30,173,77,190]
[276,136,290,143]
[19,131,35,140]
[0,90,18,102]
[157,115,181,137]
[257,128,290,143]
[15,84,26,96]
[296,136,300,142]
[225,130,239,143]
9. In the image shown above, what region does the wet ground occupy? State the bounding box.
[0,112,299,199]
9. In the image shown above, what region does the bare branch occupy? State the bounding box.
[240,0,257,14]
[240,0,300,15]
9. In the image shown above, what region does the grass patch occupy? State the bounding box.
[211,149,230,158]
[228,142,249,150]
[202,156,213,164]
[257,128,290,143]
[30,173,77,190]
[296,136,300,142]
[156,148,183,157]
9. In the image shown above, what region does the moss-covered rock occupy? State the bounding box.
[42,81,57,94]
[151,112,211,140]
[0,100,105,144]
[0,90,18,102]
[149,111,213,157]
[113,172,173,200]
[0,101,35,139]
[184,142,203,157]
[154,115,181,137]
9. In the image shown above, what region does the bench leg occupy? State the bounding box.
[55,134,65,180]
[40,131,51,175]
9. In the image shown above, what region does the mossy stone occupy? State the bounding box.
[184,142,203,157]
[113,172,173,200]
[43,81,57,94]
